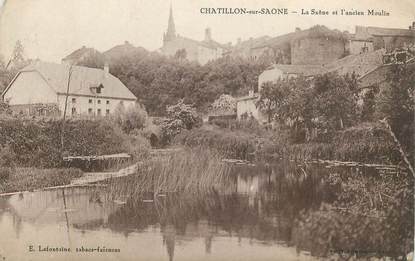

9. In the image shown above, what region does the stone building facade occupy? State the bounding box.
[291,37,345,65]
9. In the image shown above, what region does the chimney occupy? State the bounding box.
[237,38,242,45]
[104,62,109,77]
[205,28,212,41]
[412,21,415,30]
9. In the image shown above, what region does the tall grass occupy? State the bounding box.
[108,147,232,196]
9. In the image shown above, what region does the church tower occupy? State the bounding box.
[163,4,176,43]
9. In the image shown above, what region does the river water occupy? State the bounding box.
[0,163,336,261]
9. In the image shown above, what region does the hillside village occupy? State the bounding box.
[1,9,414,120]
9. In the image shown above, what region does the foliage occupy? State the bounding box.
[209,94,236,115]
[174,49,187,60]
[112,103,148,134]
[0,168,83,193]
[293,168,413,258]
[0,118,136,168]
[258,72,359,141]
[312,72,359,131]
[160,100,201,145]
[0,144,16,168]
[110,52,269,116]
[257,79,291,123]
[375,64,415,162]
[108,147,231,195]
[175,125,259,160]
[121,131,151,160]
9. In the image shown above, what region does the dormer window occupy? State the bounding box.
[90,84,104,94]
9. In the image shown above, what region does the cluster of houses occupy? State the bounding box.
[1,5,414,120]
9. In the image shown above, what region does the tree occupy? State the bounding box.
[7,40,26,69]
[257,80,290,123]
[210,94,236,115]
[112,103,148,134]
[174,49,187,60]
[312,72,359,130]
[160,100,201,145]
[166,100,199,130]
[375,64,415,161]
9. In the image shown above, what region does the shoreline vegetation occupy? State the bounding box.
[0,167,83,194]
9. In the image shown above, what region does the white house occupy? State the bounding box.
[1,61,137,117]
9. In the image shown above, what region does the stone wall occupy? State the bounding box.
[291,37,345,65]
[373,36,414,52]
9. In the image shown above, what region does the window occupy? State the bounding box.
[106,100,110,105]
[71,107,76,115]
[106,109,110,115]
[89,99,93,104]
[88,108,93,115]
[97,109,101,116]
[72,98,76,103]
[120,101,124,106]
[97,100,101,104]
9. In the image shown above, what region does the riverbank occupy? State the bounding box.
[0,167,83,194]
[175,121,404,165]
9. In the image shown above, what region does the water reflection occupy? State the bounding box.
[0,163,331,261]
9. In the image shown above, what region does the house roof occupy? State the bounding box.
[103,41,148,62]
[258,49,385,80]
[175,35,228,50]
[62,46,102,62]
[252,25,347,49]
[270,64,326,76]
[4,62,137,100]
[324,49,385,77]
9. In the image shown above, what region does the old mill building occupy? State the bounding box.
[1,61,137,117]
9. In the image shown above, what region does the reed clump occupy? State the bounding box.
[108,147,232,196]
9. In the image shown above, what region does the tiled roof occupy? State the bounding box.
[62,46,102,61]
[103,42,148,62]
[324,49,385,78]
[270,64,326,76]
[17,62,137,100]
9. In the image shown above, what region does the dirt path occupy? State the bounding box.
[0,163,139,197]
[70,163,138,185]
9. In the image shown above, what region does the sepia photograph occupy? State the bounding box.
[0,0,414,260]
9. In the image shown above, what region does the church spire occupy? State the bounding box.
[164,3,176,42]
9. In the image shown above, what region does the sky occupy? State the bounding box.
[0,0,414,63]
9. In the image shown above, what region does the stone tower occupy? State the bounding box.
[163,4,176,43]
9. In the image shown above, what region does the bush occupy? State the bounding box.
[112,103,148,134]
[0,167,11,182]
[292,170,413,258]
[0,144,15,168]
[175,126,257,160]
[160,100,201,146]
[122,132,151,160]
[0,118,136,168]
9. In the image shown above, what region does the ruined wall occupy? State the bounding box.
[291,38,345,65]
[373,36,414,51]
[348,40,374,55]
